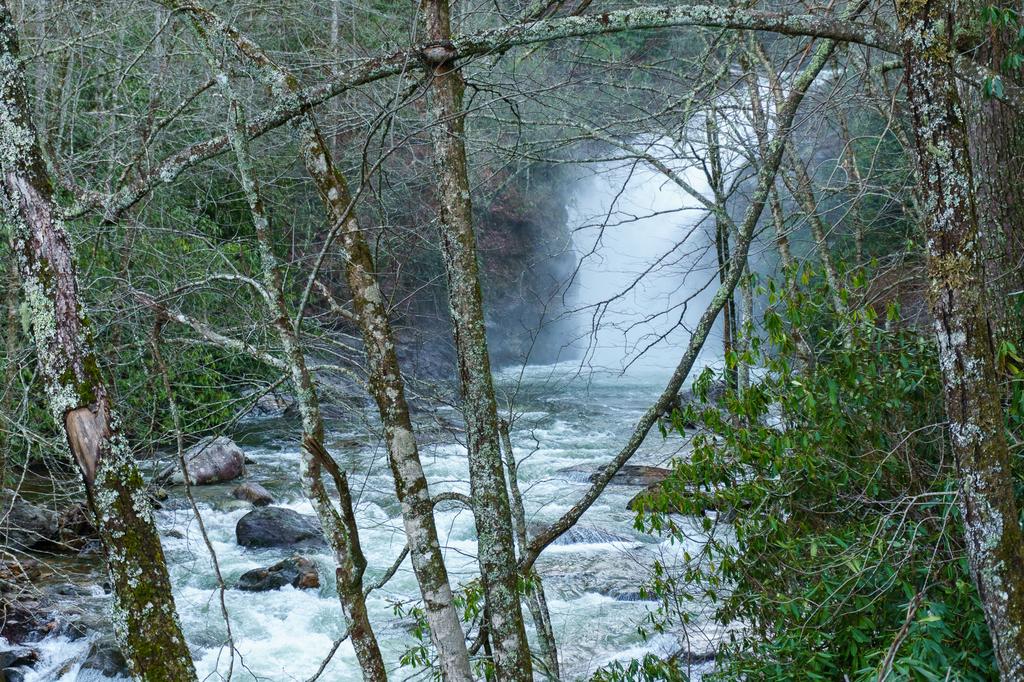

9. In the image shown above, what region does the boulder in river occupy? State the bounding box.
[160,436,246,485]
[627,482,670,513]
[627,482,745,519]
[0,646,38,672]
[236,507,325,548]
[2,668,26,682]
[555,466,593,483]
[243,390,295,420]
[591,465,671,487]
[237,556,319,592]
[0,492,59,551]
[558,464,671,487]
[232,482,273,507]
[82,634,129,678]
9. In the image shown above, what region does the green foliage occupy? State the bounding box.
[594,654,691,682]
[978,4,1024,98]
[625,269,999,681]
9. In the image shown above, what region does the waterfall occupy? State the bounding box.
[566,134,731,376]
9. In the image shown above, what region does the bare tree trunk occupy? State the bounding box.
[837,115,866,269]
[744,52,814,372]
[419,1,534,678]
[752,36,848,319]
[898,0,1024,676]
[963,3,1024,344]
[1,250,18,484]
[0,4,196,680]
[737,266,753,394]
[307,150,475,682]
[971,95,1024,342]
[163,5,474,679]
[189,31,388,680]
[499,420,559,681]
[705,112,741,392]
[714,219,737,390]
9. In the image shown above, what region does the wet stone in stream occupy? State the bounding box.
[159,436,246,486]
[235,506,325,549]
[231,482,273,507]
[236,556,319,592]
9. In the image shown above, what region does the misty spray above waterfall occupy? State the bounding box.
[565,126,752,377]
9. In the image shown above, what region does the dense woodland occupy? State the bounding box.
[0,0,1023,680]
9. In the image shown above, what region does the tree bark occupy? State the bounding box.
[964,9,1024,344]
[0,4,196,680]
[500,419,559,681]
[1,250,18,484]
[419,1,534,679]
[187,26,388,680]
[163,5,474,679]
[897,0,1024,676]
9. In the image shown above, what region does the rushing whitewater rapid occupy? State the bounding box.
[16,366,719,682]
[9,131,741,681]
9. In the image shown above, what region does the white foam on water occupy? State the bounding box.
[1,635,93,682]
[13,118,752,679]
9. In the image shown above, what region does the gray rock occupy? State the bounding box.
[82,635,128,678]
[555,466,594,483]
[627,482,667,513]
[627,482,744,518]
[232,482,273,507]
[243,390,294,419]
[236,507,325,548]
[591,465,671,487]
[558,464,671,487]
[0,492,59,551]
[237,556,319,592]
[0,647,37,670]
[2,668,26,682]
[160,436,246,485]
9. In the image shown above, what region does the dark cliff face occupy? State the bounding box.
[388,163,580,377]
[476,165,579,367]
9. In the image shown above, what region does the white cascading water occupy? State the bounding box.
[13,119,754,681]
[566,134,726,376]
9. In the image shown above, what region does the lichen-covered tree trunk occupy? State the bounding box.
[499,420,559,680]
[898,0,1024,676]
[301,129,474,682]
[970,94,1024,341]
[1,250,19,483]
[0,4,196,680]
[963,1,1024,344]
[419,1,534,678]
[189,32,387,680]
[164,5,473,679]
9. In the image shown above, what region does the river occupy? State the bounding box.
[11,135,732,681]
